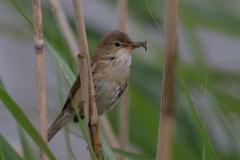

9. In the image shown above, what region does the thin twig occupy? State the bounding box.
[202,72,208,160]
[48,0,79,67]
[32,0,47,159]
[156,0,178,159]
[146,1,164,36]
[72,0,101,159]
[118,0,129,159]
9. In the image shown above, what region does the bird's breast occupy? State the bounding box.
[91,49,131,115]
[94,77,128,115]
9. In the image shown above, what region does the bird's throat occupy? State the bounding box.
[114,48,132,67]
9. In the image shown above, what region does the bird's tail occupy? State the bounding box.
[47,108,76,142]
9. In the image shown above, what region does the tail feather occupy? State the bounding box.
[47,109,76,142]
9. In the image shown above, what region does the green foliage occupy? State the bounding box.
[0,89,56,160]
[72,102,98,160]
[0,143,5,160]
[99,131,117,160]
[0,134,24,160]
[112,148,155,160]
[18,125,38,160]
[64,127,76,160]
[177,64,217,160]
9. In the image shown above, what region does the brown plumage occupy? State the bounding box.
[47,30,146,142]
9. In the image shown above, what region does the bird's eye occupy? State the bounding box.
[114,42,120,47]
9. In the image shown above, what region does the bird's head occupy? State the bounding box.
[95,30,147,58]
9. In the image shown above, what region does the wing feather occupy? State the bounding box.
[62,74,81,111]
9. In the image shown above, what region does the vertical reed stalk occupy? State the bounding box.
[156,0,178,159]
[71,0,101,159]
[118,0,129,159]
[32,0,47,159]
[48,0,79,67]
[118,0,128,32]
[119,93,129,159]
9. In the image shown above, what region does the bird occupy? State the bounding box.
[47,30,147,142]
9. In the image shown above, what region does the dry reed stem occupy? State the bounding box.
[118,0,129,159]
[72,0,90,136]
[119,92,129,158]
[48,0,79,66]
[77,55,90,127]
[118,0,128,32]
[156,0,178,160]
[72,0,101,159]
[32,0,47,159]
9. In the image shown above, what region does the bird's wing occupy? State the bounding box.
[62,60,98,112]
[62,74,81,112]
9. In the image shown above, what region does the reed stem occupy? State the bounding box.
[32,0,47,159]
[48,0,79,67]
[156,0,178,159]
[118,0,129,159]
[72,0,101,159]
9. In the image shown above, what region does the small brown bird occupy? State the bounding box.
[47,30,147,142]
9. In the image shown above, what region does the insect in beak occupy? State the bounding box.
[125,40,148,51]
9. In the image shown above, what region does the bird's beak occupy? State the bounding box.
[123,40,147,52]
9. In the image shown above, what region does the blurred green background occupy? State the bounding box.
[0,0,240,159]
